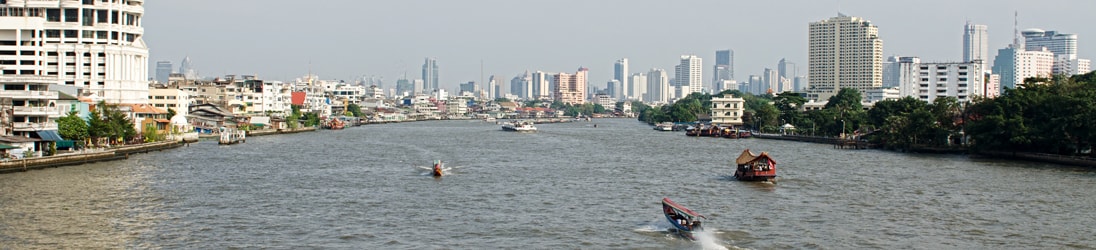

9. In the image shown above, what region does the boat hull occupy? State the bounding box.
[661,198,704,240]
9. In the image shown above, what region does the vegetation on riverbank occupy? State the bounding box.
[634,71,1096,157]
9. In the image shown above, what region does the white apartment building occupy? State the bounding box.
[148,87,190,116]
[0,0,148,104]
[675,55,702,95]
[864,87,901,104]
[710,96,745,126]
[898,62,986,103]
[807,15,884,101]
[993,46,1053,90]
[0,0,147,139]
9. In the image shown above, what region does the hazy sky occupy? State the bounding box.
[145,0,1096,90]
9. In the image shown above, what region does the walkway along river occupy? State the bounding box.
[0,119,1093,249]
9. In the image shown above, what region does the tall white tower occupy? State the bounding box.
[613,58,628,100]
[807,14,884,100]
[675,55,703,96]
[963,22,989,70]
[647,68,669,104]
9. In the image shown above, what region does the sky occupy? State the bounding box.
[144,0,1096,91]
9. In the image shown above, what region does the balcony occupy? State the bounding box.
[0,90,57,100]
[13,106,60,116]
[13,122,58,132]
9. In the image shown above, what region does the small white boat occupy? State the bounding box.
[654,122,675,131]
[502,121,537,132]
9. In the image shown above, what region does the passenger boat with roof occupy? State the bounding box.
[662,197,705,240]
[734,149,777,182]
[432,160,444,177]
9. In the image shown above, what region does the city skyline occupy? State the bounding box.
[144,0,1096,91]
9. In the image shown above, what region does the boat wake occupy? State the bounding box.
[634,221,735,250]
[416,166,456,176]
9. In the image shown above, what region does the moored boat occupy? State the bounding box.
[734,149,777,182]
[662,197,706,240]
[218,127,246,145]
[654,122,675,131]
[502,120,537,132]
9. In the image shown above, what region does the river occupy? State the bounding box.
[1,118,1094,249]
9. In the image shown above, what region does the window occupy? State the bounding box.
[63,30,77,38]
[97,10,107,23]
[45,30,60,38]
[64,8,78,22]
[19,70,33,75]
[46,9,60,22]
[111,10,118,24]
[82,9,94,26]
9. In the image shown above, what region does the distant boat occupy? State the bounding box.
[734,149,777,182]
[322,117,346,130]
[501,120,537,132]
[218,127,245,145]
[654,122,675,131]
[432,160,443,177]
[662,197,705,240]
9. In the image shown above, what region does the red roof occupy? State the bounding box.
[291,92,307,105]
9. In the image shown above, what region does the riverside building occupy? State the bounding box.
[0,0,148,140]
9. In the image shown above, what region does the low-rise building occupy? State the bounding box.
[710,95,745,126]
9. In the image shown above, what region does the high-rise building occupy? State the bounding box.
[807,14,884,100]
[531,71,551,100]
[646,68,669,104]
[713,50,734,91]
[629,72,646,101]
[396,78,412,97]
[777,58,796,92]
[675,55,703,95]
[422,57,439,92]
[897,61,986,103]
[1022,29,1086,75]
[510,71,530,99]
[993,46,1054,91]
[179,56,197,80]
[553,67,588,105]
[963,22,989,70]
[883,56,920,88]
[0,0,148,139]
[156,61,174,83]
[459,81,476,94]
[606,80,621,100]
[614,58,629,99]
[487,75,500,100]
[748,75,762,94]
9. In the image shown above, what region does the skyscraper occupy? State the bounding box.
[630,73,647,101]
[179,56,198,80]
[614,58,629,99]
[713,50,734,91]
[422,57,439,92]
[675,55,703,95]
[993,46,1054,90]
[647,68,670,104]
[1022,29,1090,75]
[777,58,796,92]
[156,61,174,83]
[963,22,989,70]
[553,68,588,105]
[396,78,412,97]
[807,14,884,100]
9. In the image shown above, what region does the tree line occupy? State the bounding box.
[634,71,1096,156]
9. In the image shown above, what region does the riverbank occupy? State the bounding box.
[0,141,184,174]
[750,133,1096,167]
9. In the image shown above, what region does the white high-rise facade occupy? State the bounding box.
[0,0,149,104]
[613,58,628,99]
[898,62,986,103]
[993,46,1054,91]
[807,15,884,100]
[646,68,669,104]
[629,72,646,101]
[674,55,702,95]
[963,23,989,70]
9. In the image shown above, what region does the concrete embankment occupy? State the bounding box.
[247,127,317,137]
[0,141,184,174]
[753,134,870,149]
[975,151,1096,168]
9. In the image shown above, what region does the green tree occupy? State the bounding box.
[57,111,89,143]
[824,88,864,112]
[347,103,363,117]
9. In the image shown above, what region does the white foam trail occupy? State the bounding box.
[694,228,728,250]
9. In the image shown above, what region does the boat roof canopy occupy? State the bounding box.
[736,149,775,165]
[662,197,704,218]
